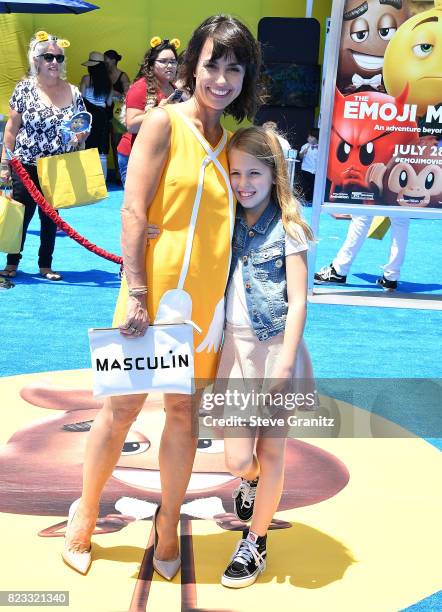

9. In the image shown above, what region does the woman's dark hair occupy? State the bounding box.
[179,14,263,122]
[104,49,122,63]
[135,40,178,107]
[88,62,112,97]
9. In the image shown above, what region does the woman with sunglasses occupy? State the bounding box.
[116,37,180,186]
[0,31,88,282]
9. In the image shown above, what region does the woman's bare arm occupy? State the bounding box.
[125,106,148,134]
[121,107,171,290]
[120,72,130,95]
[273,250,308,377]
[126,93,175,134]
[0,109,22,181]
[119,108,171,335]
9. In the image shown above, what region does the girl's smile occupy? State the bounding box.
[229,148,274,221]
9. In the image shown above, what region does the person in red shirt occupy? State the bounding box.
[117,37,180,185]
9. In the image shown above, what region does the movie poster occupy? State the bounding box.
[325,0,442,210]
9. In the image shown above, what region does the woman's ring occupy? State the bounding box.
[128,325,137,333]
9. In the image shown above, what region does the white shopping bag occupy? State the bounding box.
[88,324,195,397]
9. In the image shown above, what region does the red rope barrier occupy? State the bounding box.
[10,157,123,266]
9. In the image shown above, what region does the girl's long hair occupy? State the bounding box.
[88,62,111,97]
[228,127,314,243]
[135,40,178,108]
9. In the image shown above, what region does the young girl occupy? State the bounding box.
[218,126,315,588]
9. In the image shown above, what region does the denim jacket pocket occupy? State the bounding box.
[251,240,285,282]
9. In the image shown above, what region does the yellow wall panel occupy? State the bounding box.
[0,1,332,122]
[0,14,34,115]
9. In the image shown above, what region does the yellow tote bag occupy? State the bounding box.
[112,99,126,134]
[37,148,108,210]
[0,192,25,254]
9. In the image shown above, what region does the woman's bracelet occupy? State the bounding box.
[128,286,148,297]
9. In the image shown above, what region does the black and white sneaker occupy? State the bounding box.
[0,277,14,289]
[232,477,259,522]
[314,263,347,284]
[221,531,267,588]
[377,276,397,291]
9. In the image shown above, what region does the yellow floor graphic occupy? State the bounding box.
[0,371,441,611]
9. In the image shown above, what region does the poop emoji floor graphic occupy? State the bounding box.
[1,370,441,612]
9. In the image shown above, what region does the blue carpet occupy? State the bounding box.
[2,188,441,442]
[1,189,441,378]
[312,212,442,294]
[401,590,442,611]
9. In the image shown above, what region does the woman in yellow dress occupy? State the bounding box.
[62,15,262,579]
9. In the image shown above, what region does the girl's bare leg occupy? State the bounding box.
[223,428,260,481]
[249,436,287,536]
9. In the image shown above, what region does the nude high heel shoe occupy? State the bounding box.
[152,505,181,581]
[62,498,92,575]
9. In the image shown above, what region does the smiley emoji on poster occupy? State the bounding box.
[383,0,442,115]
[337,0,410,94]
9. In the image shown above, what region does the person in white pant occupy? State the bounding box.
[314,215,410,291]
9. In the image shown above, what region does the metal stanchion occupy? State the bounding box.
[286,149,297,190]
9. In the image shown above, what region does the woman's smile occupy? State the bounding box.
[208,87,231,98]
[193,38,245,111]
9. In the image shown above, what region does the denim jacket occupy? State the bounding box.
[227,200,289,341]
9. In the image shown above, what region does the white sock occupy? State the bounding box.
[246,531,259,545]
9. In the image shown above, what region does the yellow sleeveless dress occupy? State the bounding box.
[112,105,234,381]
